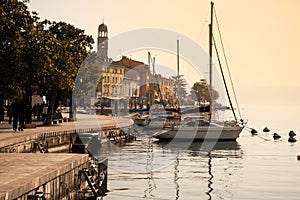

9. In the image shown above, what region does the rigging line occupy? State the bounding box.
[212,35,238,122]
[213,7,243,120]
[197,7,210,45]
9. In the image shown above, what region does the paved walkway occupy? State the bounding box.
[0,114,130,198]
[0,114,133,148]
[0,153,89,199]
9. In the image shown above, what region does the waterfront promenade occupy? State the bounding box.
[0,114,133,199]
[0,153,89,200]
[0,114,134,149]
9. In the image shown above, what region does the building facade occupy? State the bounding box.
[148,74,176,105]
[100,64,125,98]
[96,22,176,106]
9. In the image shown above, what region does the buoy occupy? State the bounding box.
[289,130,296,137]
[263,127,270,132]
[288,136,297,143]
[273,133,281,140]
[251,128,258,135]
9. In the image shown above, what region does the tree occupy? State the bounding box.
[0,0,94,125]
[38,21,94,125]
[191,79,219,103]
[73,51,106,108]
[73,50,111,117]
[0,0,37,99]
[171,75,187,104]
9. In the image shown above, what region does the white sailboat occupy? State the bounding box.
[153,2,245,141]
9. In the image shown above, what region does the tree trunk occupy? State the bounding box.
[69,94,74,119]
[45,91,57,125]
[23,88,33,124]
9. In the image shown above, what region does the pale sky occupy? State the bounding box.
[28,0,300,89]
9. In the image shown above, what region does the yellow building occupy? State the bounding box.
[100,64,125,98]
[95,22,177,106]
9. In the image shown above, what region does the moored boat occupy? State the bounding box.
[152,1,245,141]
[133,114,151,126]
[153,120,243,140]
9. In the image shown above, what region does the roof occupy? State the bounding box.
[98,23,108,32]
[111,56,144,69]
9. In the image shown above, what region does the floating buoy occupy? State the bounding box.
[263,127,270,132]
[251,128,258,135]
[289,130,296,137]
[273,133,281,140]
[288,136,297,143]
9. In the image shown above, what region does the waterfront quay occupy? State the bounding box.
[0,114,134,153]
[0,115,134,200]
[0,153,89,200]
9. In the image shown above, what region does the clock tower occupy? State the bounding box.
[97,22,108,60]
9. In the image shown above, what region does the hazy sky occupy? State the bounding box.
[28,0,300,88]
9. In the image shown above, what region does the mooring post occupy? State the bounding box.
[98,159,108,193]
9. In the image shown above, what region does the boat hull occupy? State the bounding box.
[153,126,243,141]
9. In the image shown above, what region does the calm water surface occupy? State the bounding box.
[103,104,300,200]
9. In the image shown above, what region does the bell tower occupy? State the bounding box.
[97,22,108,60]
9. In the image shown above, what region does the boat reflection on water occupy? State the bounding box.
[154,140,243,200]
[154,140,241,155]
[107,135,243,200]
[174,152,180,200]
[207,152,213,200]
[143,137,156,199]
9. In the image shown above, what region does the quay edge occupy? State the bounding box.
[0,153,90,200]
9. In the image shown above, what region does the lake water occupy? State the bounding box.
[102,101,300,200]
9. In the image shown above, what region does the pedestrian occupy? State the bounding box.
[25,103,32,124]
[32,104,37,118]
[0,102,4,123]
[11,98,20,131]
[18,99,26,131]
[42,104,48,120]
[7,103,13,124]
[37,103,43,121]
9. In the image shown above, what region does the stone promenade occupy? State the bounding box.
[0,114,133,199]
[0,114,133,149]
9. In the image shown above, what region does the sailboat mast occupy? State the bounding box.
[151,55,166,109]
[209,1,214,95]
[177,39,180,78]
[176,39,180,100]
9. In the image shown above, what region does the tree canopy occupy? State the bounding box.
[171,75,188,103]
[0,0,36,97]
[0,0,94,124]
[191,79,219,103]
